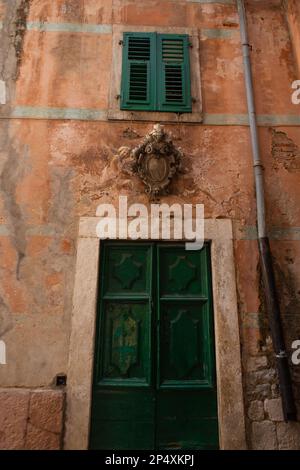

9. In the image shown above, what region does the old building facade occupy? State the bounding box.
[0,0,300,450]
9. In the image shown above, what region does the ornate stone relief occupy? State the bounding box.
[118,124,183,199]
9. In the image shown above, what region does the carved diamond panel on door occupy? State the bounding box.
[159,248,209,297]
[113,255,142,289]
[104,245,151,295]
[169,257,197,292]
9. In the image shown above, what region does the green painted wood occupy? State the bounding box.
[156,244,218,450]
[157,34,192,113]
[99,301,151,386]
[121,33,156,111]
[90,242,218,450]
[90,390,155,450]
[121,33,191,113]
[158,301,213,388]
[156,390,218,450]
[158,247,210,297]
[103,244,152,296]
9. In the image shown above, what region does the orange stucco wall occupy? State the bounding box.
[285,0,300,75]
[0,0,299,450]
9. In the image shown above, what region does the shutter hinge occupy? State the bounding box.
[119,40,124,46]
[189,42,193,48]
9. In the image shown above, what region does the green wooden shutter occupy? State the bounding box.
[157,34,192,113]
[121,32,156,111]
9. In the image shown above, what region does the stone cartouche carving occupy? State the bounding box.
[118,124,183,199]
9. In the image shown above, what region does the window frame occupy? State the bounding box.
[120,32,192,113]
[108,25,203,123]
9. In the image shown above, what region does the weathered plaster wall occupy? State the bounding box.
[284,0,300,76]
[0,0,299,449]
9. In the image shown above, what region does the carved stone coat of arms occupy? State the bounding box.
[119,124,183,199]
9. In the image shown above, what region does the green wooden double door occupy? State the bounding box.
[90,242,219,450]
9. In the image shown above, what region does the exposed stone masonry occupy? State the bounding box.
[0,389,65,450]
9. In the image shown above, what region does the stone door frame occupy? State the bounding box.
[64,217,247,450]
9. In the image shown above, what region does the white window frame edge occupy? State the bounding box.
[64,217,247,450]
[108,25,203,123]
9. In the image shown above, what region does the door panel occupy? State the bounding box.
[90,242,219,450]
[156,392,219,450]
[100,301,151,386]
[90,390,155,450]
[159,248,209,297]
[159,302,211,387]
[90,243,154,450]
[156,244,218,449]
[104,244,152,295]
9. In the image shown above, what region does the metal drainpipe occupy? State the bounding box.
[237,0,297,421]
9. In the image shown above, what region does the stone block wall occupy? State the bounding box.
[249,398,300,450]
[0,389,65,450]
[246,350,300,449]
